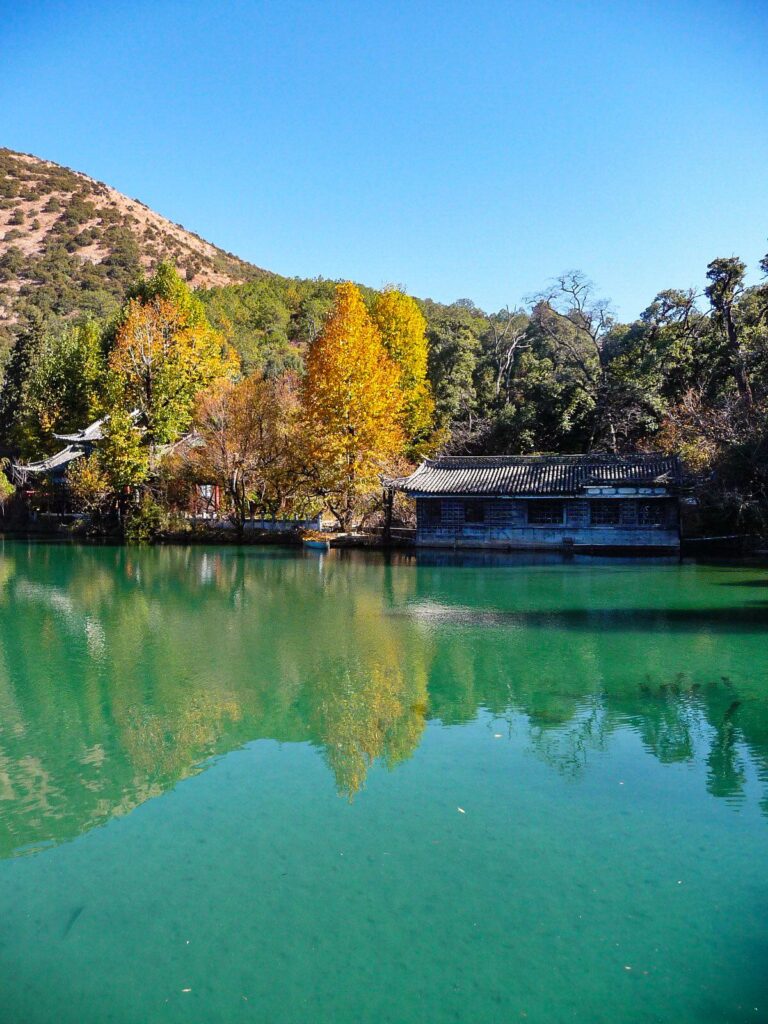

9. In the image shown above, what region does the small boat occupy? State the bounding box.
[301,530,332,551]
[303,537,330,551]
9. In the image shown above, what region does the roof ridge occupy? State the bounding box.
[425,453,674,465]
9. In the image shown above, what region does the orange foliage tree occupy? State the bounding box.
[188,373,305,537]
[302,282,404,529]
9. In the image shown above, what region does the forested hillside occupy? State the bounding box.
[1,149,767,535]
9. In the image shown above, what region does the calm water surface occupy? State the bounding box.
[0,541,766,1023]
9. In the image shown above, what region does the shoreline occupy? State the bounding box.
[0,525,407,551]
[1,526,764,565]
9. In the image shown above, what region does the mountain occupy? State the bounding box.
[0,148,267,355]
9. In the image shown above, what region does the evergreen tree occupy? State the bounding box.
[11,320,104,456]
[0,310,47,450]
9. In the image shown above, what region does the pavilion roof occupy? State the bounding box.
[53,417,107,443]
[11,445,85,483]
[53,409,140,443]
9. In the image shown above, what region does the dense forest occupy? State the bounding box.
[0,150,766,538]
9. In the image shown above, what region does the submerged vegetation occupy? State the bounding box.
[0,149,767,537]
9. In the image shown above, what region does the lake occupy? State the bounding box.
[0,541,766,1023]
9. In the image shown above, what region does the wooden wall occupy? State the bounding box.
[414,497,680,550]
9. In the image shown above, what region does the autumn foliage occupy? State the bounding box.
[302,282,405,528]
[370,288,434,447]
[109,293,237,445]
[189,373,304,535]
[51,268,436,535]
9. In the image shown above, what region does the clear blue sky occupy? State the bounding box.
[1,0,766,319]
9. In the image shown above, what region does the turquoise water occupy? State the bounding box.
[0,541,766,1023]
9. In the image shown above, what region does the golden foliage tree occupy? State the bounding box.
[66,455,113,518]
[370,288,434,447]
[302,282,404,529]
[108,280,238,447]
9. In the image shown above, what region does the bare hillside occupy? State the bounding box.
[0,148,267,351]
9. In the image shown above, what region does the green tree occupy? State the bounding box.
[0,460,14,513]
[128,260,207,325]
[107,264,238,448]
[426,310,481,438]
[99,405,149,491]
[11,320,103,456]
[705,257,753,406]
[529,273,616,451]
[0,310,47,449]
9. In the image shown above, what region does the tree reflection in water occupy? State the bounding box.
[312,662,427,798]
[0,542,767,856]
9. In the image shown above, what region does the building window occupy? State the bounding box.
[590,500,621,526]
[423,500,442,526]
[638,501,666,527]
[527,500,565,525]
[464,500,485,524]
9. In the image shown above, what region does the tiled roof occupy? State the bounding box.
[398,454,681,496]
[53,417,107,443]
[12,445,85,481]
[53,409,140,443]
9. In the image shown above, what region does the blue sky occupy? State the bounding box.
[1,0,766,319]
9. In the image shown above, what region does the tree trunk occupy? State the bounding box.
[383,487,393,544]
[724,307,753,407]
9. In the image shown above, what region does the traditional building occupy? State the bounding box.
[10,416,220,518]
[10,413,146,491]
[397,454,682,551]
[9,417,116,515]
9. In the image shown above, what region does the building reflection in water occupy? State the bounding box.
[0,542,766,857]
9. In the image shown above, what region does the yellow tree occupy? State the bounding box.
[370,288,434,447]
[108,283,238,448]
[303,282,404,529]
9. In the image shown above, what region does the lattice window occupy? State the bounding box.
[638,501,666,526]
[423,500,443,526]
[527,500,565,525]
[463,500,485,524]
[590,500,621,526]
